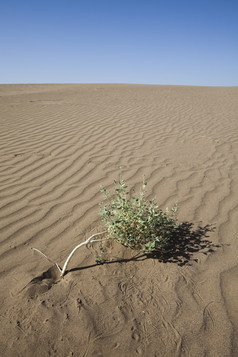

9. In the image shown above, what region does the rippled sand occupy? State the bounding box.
[0,84,237,356]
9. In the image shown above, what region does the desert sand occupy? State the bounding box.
[0,84,237,356]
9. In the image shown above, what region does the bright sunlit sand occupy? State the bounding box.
[0,84,238,356]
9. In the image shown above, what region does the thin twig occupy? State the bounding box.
[60,231,107,276]
[32,248,62,273]
[90,238,110,243]
[32,231,107,277]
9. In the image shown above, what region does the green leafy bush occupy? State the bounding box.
[99,178,180,252]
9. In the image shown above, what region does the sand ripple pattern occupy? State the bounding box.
[0,84,238,356]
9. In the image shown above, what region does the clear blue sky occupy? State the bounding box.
[0,0,237,85]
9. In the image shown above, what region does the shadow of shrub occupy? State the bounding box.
[69,222,222,274]
[146,222,220,266]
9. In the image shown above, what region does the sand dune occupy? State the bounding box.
[0,84,238,356]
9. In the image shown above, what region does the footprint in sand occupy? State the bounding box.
[131,326,141,341]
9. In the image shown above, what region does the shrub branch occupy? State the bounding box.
[32,231,107,277]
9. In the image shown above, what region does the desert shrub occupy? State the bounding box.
[33,178,180,277]
[99,178,180,252]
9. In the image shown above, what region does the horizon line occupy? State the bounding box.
[1,82,237,88]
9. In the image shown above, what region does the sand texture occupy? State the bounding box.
[0,84,238,356]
